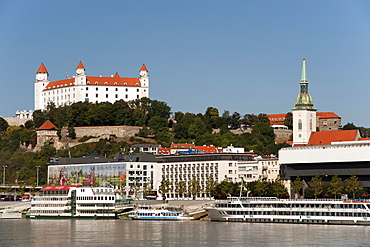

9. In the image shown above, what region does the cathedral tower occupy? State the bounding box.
[292,58,317,145]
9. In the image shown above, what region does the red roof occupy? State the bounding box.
[266,114,286,125]
[38,120,58,130]
[158,148,171,154]
[76,61,85,69]
[170,143,196,149]
[195,146,217,153]
[37,63,48,74]
[40,185,81,191]
[307,130,359,145]
[316,112,340,119]
[359,137,370,141]
[140,64,148,71]
[43,76,141,91]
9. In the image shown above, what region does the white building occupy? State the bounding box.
[34,62,149,111]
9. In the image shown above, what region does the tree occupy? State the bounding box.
[284,112,293,129]
[189,179,201,199]
[310,174,323,199]
[175,180,187,198]
[291,176,303,198]
[159,177,171,197]
[327,175,343,199]
[344,172,363,199]
[142,179,153,196]
[270,176,288,198]
[67,126,76,139]
[205,178,218,198]
[0,117,9,132]
[253,178,269,196]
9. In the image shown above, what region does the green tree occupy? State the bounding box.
[344,172,363,199]
[327,175,343,199]
[291,176,303,198]
[189,179,201,199]
[284,112,293,129]
[270,176,288,198]
[67,126,76,139]
[205,178,218,198]
[176,180,187,198]
[310,174,323,198]
[253,178,269,196]
[159,177,171,197]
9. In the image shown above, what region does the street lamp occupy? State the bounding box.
[36,166,41,187]
[2,165,7,187]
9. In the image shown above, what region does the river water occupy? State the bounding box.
[0,219,369,246]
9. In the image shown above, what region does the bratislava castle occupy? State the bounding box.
[34,62,149,111]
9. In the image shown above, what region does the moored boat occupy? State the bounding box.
[128,206,194,220]
[205,196,370,225]
[27,185,116,219]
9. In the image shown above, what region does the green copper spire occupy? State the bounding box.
[292,58,316,110]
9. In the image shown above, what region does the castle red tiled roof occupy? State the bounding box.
[140,64,148,71]
[76,61,85,69]
[307,130,359,145]
[37,63,48,74]
[37,120,58,130]
[43,76,141,91]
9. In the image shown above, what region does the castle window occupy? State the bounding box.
[86,87,88,90]
[114,82,117,85]
[104,82,108,85]
[106,94,108,98]
[298,119,302,130]
[106,88,108,91]
[115,94,118,98]
[96,94,98,98]
[137,95,139,99]
[310,119,313,130]
[137,89,139,92]
[135,83,138,86]
[124,83,127,85]
[125,88,128,92]
[125,95,128,99]
[87,81,90,84]
[115,88,118,91]
[96,87,98,91]
[95,82,98,84]
[86,94,88,97]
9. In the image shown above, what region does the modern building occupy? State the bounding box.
[34,62,149,111]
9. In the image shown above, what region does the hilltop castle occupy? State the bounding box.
[34,62,149,111]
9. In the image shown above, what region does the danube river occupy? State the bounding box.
[0,219,369,246]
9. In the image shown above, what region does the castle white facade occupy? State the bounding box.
[34,62,149,111]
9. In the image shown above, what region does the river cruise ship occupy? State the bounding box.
[205,197,370,225]
[129,206,194,220]
[27,185,116,219]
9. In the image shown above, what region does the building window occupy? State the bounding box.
[137,89,139,92]
[106,88,108,91]
[298,119,302,130]
[125,95,128,99]
[96,87,98,91]
[115,94,118,98]
[115,88,118,91]
[86,94,88,97]
[96,94,98,98]
[86,87,88,90]
[125,88,128,92]
[137,95,139,99]
[106,94,108,98]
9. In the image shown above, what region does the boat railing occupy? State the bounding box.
[217,197,370,203]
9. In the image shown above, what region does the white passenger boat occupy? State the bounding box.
[129,206,194,220]
[205,197,370,225]
[27,185,116,219]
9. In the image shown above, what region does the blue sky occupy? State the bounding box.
[0,1,369,127]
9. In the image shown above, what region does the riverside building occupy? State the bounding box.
[34,62,149,111]
[279,58,370,190]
